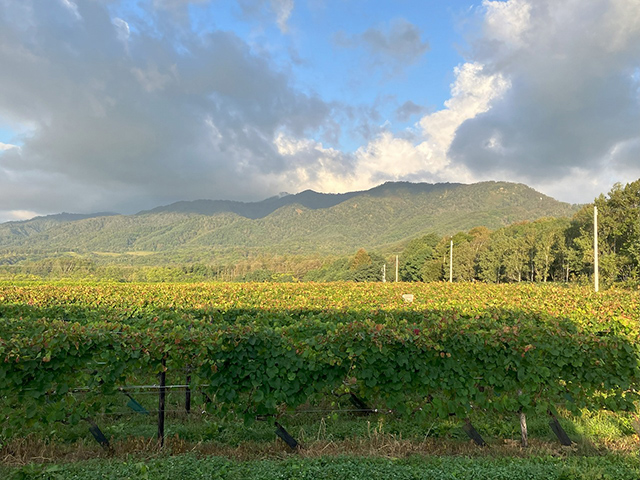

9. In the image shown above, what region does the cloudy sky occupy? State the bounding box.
[1,0,639,222]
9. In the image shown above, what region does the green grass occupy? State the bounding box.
[3,454,640,480]
[3,388,638,448]
[3,370,639,480]
[5,394,635,446]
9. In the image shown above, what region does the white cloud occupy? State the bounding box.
[353,133,442,184]
[0,209,39,223]
[59,0,81,20]
[420,62,509,166]
[0,142,18,151]
[113,18,130,43]
[482,0,531,48]
[273,132,352,191]
[603,0,640,52]
[271,0,294,33]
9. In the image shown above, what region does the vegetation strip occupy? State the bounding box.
[2,283,639,446]
[3,454,640,480]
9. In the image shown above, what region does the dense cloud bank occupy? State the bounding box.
[0,0,639,222]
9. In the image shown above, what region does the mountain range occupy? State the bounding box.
[0,181,578,265]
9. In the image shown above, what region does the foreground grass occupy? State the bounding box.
[3,403,638,458]
[2,407,639,479]
[3,454,640,480]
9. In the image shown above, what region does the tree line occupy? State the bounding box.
[305,180,639,287]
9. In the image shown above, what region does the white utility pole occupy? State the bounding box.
[449,238,453,283]
[594,206,599,293]
[382,264,386,283]
[395,255,399,282]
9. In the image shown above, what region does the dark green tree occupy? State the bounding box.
[571,180,640,284]
[400,233,441,281]
[347,251,385,282]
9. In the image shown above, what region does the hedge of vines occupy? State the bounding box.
[1,282,639,435]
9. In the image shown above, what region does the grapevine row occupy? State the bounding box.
[2,283,639,436]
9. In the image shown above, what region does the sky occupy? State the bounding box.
[0,0,639,223]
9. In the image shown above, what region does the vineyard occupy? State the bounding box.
[1,282,640,454]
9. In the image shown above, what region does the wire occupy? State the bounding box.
[17,384,209,393]
[91,407,380,417]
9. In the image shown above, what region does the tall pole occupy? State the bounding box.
[449,238,453,283]
[395,255,398,282]
[382,264,386,283]
[594,206,599,293]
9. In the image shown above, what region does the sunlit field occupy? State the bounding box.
[1,282,640,478]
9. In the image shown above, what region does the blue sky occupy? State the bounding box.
[0,0,639,222]
[99,0,475,151]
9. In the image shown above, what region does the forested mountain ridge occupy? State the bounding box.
[0,212,117,244]
[137,189,360,219]
[0,181,577,263]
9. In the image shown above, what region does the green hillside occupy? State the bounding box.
[0,181,577,265]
